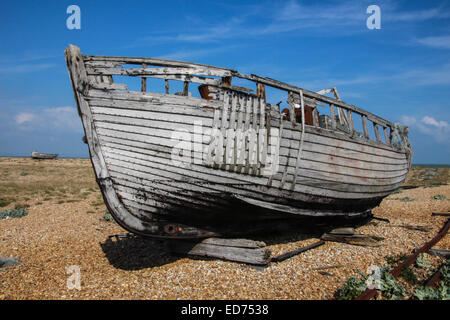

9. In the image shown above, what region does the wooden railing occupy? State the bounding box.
[83,55,405,149]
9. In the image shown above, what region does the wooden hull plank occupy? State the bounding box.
[65,45,412,238]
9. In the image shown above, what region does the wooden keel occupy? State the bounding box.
[167,238,272,265]
[321,233,384,247]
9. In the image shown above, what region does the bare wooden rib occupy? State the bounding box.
[65,44,412,238]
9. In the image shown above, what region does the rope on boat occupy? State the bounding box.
[291,90,305,190]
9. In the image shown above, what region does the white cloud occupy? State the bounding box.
[399,115,417,126]
[0,63,56,74]
[15,112,35,124]
[416,35,450,49]
[398,64,450,86]
[157,46,238,61]
[14,107,82,133]
[0,53,59,64]
[131,1,450,46]
[295,63,450,90]
[276,1,365,23]
[386,7,450,22]
[0,51,59,74]
[400,115,450,143]
[44,106,81,131]
[422,116,449,128]
[271,1,450,35]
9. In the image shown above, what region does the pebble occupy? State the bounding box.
[0,159,449,299]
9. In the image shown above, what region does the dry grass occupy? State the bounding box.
[403,166,449,188]
[0,157,100,209]
[0,158,449,300]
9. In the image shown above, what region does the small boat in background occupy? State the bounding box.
[31,152,58,160]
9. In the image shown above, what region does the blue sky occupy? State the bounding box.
[0,0,449,164]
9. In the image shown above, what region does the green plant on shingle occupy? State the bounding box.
[414,258,450,300]
[399,197,415,202]
[385,254,408,266]
[431,194,448,200]
[0,208,29,220]
[102,212,113,222]
[335,276,367,300]
[440,259,450,284]
[415,253,432,269]
[91,200,104,207]
[335,265,406,300]
[377,266,405,300]
[401,265,419,285]
[413,282,449,300]
[65,199,80,203]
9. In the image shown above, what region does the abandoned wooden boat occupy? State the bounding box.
[65,44,412,239]
[31,152,58,160]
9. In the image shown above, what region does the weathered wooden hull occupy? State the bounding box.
[65,45,411,238]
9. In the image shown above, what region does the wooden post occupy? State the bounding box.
[362,115,369,139]
[313,107,319,127]
[165,79,170,94]
[374,123,381,142]
[256,83,266,100]
[222,76,232,89]
[348,110,354,135]
[383,126,390,145]
[141,63,147,92]
[337,107,345,126]
[330,104,336,129]
[288,92,296,124]
[183,80,189,96]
